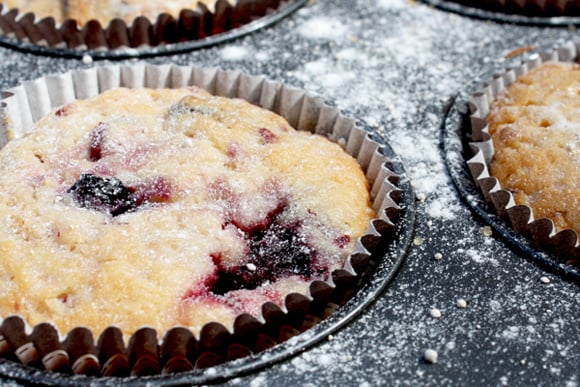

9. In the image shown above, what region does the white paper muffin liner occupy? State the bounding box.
[467,40,580,267]
[0,63,406,377]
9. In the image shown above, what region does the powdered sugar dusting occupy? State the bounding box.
[220,46,251,61]
[0,0,577,385]
[298,17,348,40]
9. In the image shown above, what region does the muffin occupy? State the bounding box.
[0,0,295,51]
[466,41,580,266]
[0,64,405,378]
[0,86,375,338]
[487,61,580,235]
[1,0,232,25]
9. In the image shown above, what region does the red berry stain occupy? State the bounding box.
[209,178,236,202]
[129,176,174,206]
[181,269,218,300]
[226,142,242,158]
[335,234,351,248]
[226,199,288,234]
[88,122,107,161]
[258,127,278,144]
[55,105,71,117]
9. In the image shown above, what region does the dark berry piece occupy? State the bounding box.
[88,122,107,161]
[248,220,313,277]
[334,235,351,248]
[211,271,251,296]
[211,215,317,295]
[55,105,71,117]
[67,174,136,216]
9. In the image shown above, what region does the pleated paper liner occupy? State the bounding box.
[441,40,580,283]
[418,0,580,26]
[0,63,415,384]
[0,0,307,59]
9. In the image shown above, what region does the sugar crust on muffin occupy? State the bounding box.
[0,87,375,337]
[487,61,580,234]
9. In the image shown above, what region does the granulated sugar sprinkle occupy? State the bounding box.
[456,299,468,308]
[430,308,442,319]
[423,349,439,364]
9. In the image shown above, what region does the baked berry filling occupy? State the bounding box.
[66,122,175,216]
[67,174,173,216]
[130,176,173,206]
[258,127,278,144]
[211,212,321,295]
[67,174,136,216]
[54,104,71,117]
[88,122,107,162]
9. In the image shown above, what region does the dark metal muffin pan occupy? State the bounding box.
[0,0,578,385]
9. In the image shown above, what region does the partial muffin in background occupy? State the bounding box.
[0,0,297,50]
[487,62,580,235]
[467,41,580,267]
[1,0,232,25]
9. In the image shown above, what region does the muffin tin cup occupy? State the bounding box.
[0,63,415,383]
[418,0,580,26]
[443,40,580,282]
[0,0,307,59]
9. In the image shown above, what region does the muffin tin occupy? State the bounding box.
[0,0,578,385]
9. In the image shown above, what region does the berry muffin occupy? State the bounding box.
[0,86,375,338]
[1,0,233,25]
[486,61,580,235]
